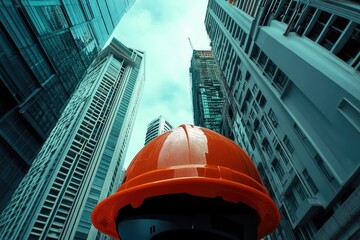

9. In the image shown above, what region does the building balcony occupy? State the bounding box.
[289,197,322,228]
[281,168,297,193]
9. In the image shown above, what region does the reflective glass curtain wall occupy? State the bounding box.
[0,0,134,212]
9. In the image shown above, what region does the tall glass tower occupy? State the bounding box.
[205,0,360,239]
[0,0,135,212]
[190,50,225,133]
[0,38,145,240]
[145,115,173,145]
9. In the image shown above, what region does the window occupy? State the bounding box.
[307,11,331,41]
[338,98,360,132]
[240,33,247,47]
[27,5,69,35]
[251,44,260,60]
[276,144,290,165]
[244,89,253,103]
[298,223,315,239]
[249,109,256,121]
[285,191,299,216]
[268,109,278,127]
[275,0,290,22]
[262,139,273,158]
[283,1,297,24]
[294,124,305,140]
[283,135,294,153]
[256,91,267,108]
[252,84,258,94]
[258,52,268,68]
[294,124,317,156]
[303,169,318,194]
[245,71,251,81]
[273,69,289,92]
[296,7,316,36]
[264,59,277,78]
[336,24,360,66]
[257,126,264,139]
[250,137,256,150]
[270,0,281,15]
[272,158,285,180]
[261,116,272,134]
[294,179,307,200]
[320,16,349,50]
[315,154,334,182]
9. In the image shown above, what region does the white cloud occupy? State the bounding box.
[109,0,210,167]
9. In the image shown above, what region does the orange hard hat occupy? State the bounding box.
[92,124,280,239]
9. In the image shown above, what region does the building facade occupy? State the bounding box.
[0,38,145,240]
[190,50,226,133]
[145,115,173,145]
[0,0,135,212]
[205,0,360,239]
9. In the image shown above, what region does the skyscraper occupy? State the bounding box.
[0,0,135,212]
[145,115,173,145]
[0,38,145,240]
[205,0,360,239]
[190,50,225,133]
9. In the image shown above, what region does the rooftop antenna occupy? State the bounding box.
[188,37,194,51]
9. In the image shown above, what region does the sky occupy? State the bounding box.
[108,0,211,168]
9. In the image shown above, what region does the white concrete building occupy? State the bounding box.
[0,38,145,240]
[145,115,173,145]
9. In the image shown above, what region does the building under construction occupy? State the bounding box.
[190,49,226,133]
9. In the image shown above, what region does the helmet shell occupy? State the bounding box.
[92,125,280,239]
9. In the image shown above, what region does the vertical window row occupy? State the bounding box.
[40,54,124,236]
[210,0,247,49]
[285,191,298,223]
[303,169,318,194]
[336,24,360,68]
[274,0,292,23]
[295,7,359,70]
[319,16,349,50]
[294,124,338,186]
[284,177,309,223]
[272,158,285,180]
[307,11,332,41]
[268,108,278,127]
[276,144,290,166]
[251,44,290,94]
[234,0,258,17]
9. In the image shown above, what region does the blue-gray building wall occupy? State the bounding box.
[205,0,360,239]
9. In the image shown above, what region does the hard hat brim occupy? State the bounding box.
[92,168,280,239]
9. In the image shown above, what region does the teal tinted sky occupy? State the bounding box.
[108,0,210,167]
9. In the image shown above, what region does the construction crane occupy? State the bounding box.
[188,37,194,51]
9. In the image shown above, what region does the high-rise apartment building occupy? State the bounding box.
[0,38,145,240]
[145,115,173,145]
[190,50,225,133]
[0,0,135,211]
[205,0,360,239]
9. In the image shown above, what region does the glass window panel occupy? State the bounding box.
[303,169,318,194]
[26,5,69,35]
[336,24,360,64]
[63,1,86,25]
[307,11,331,41]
